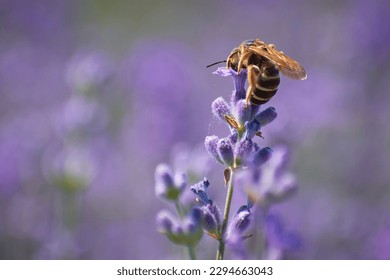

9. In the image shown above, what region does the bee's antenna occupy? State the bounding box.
[206,60,227,68]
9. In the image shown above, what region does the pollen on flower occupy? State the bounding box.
[212,97,232,122]
[234,99,257,126]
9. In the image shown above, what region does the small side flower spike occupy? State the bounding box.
[155,164,186,201]
[191,178,222,239]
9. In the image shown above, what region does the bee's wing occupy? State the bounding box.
[248,45,307,80]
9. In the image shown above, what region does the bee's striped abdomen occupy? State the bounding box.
[250,67,280,105]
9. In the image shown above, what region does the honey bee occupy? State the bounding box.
[209,39,307,106]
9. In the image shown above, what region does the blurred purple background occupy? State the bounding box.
[1,0,390,259]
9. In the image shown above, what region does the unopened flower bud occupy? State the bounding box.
[155,164,184,201]
[234,99,253,126]
[255,107,277,127]
[250,147,273,167]
[234,139,253,166]
[212,97,231,122]
[217,139,234,167]
[205,135,222,163]
[201,202,221,238]
[156,210,177,234]
[229,205,252,234]
[244,120,261,140]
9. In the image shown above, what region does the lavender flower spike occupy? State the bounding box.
[156,208,203,247]
[191,179,222,239]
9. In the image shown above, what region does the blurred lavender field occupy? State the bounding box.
[1,0,390,259]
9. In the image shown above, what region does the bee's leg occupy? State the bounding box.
[237,43,253,72]
[245,85,252,107]
[237,51,252,73]
[245,65,261,107]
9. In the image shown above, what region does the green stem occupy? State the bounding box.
[216,168,235,260]
[187,245,197,260]
[175,202,184,219]
[62,192,79,230]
